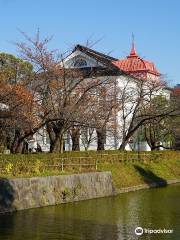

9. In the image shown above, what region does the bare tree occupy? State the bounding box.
[81,127,96,151]
[15,31,117,153]
[116,76,177,150]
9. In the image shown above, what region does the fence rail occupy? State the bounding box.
[50,157,98,171]
[45,153,164,172]
[94,153,164,163]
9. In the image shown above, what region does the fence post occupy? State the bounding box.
[143,153,146,162]
[61,158,64,172]
[79,157,82,172]
[95,159,98,171]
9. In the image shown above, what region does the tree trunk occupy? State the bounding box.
[50,133,64,153]
[11,139,24,153]
[96,128,106,151]
[119,128,138,151]
[71,128,80,151]
[47,122,65,153]
[119,139,128,151]
[151,145,157,151]
[10,129,25,153]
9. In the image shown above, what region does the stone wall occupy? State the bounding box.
[0,172,115,213]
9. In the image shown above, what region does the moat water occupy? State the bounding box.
[0,184,180,240]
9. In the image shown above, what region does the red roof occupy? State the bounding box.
[112,42,160,78]
[173,86,180,95]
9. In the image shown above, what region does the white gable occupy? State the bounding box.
[0,103,9,110]
[62,50,104,68]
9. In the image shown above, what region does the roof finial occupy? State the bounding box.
[130,33,137,56]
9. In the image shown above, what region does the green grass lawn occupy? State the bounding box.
[99,158,180,189]
[0,150,180,189]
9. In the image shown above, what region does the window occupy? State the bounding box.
[74,58,87,67]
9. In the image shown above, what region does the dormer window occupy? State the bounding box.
[74,58,87,67]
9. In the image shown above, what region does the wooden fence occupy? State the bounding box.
[46,157,98,172]
[97,152,164,162]
[45,153,164,172]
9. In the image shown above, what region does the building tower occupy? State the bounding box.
[113,40,160,80]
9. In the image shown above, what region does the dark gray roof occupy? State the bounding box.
[73,44,119,69]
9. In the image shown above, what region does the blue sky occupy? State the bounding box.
[0,0,179,86]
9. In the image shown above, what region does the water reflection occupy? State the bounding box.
[0,184,180,240]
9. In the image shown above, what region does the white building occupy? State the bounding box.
[30,42,170,152]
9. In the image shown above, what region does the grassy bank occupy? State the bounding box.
[0,151,180,189]
[99,157,180,189]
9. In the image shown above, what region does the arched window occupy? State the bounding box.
[74,58,87,67]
